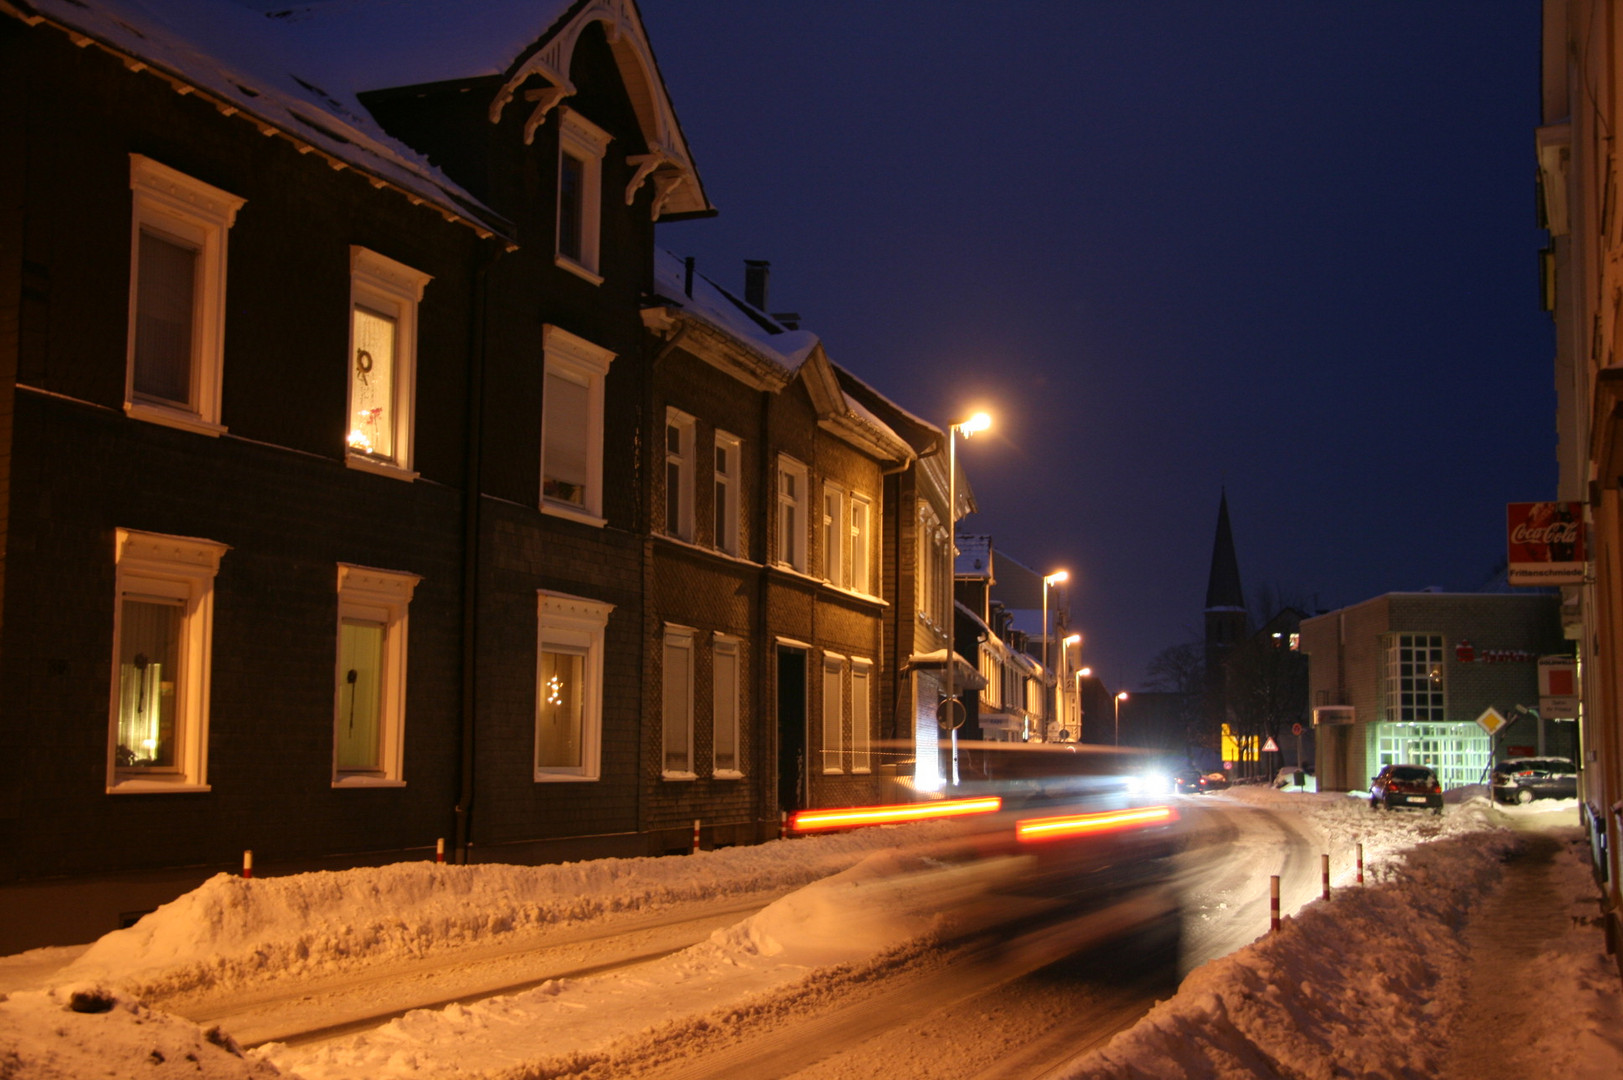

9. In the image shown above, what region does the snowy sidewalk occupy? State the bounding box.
[1443,828,1623,1080]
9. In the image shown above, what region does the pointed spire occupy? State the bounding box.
[1205,489,1245,612]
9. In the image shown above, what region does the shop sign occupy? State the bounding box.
[1507,502,1585,585]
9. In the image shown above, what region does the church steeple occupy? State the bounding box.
[1204,490,1248,676]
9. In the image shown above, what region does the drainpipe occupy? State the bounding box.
[454,236,510,864]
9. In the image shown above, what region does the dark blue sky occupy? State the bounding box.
[643,2,1554,690]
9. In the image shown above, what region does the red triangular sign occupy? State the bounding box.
[1262,736,1280,752]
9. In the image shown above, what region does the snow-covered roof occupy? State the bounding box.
[12,0,712,241]
[648,250,816,374]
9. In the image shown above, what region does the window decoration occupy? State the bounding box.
[536,591,613,780]
[347,247,430,479]
[109,528,229,793]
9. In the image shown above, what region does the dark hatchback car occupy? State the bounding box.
[1491,757,1578,804]
[1370,764,1443,814]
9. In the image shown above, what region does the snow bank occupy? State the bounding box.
[60,823,964,999]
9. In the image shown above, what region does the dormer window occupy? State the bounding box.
[555,108,611,284]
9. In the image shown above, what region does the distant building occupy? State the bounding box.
[1300,592,1567,792]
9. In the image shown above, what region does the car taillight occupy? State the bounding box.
[1015,805,1178,843]
[1430,783,1441,794]
[788,796,1002,833]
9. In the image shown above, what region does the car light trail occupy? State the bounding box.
[788,796,1002,832]
[1015,805,1178,842]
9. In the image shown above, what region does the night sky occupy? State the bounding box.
[641,2,1554,690]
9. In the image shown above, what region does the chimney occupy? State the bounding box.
[744,259,770,312]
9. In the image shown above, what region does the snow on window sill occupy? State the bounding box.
[555,254,604,286]
[712,770,744,781]
[535,772,600,783]
[345,453,419,482]
[662,771,698,782]
[542,501,607,529]
[331,776,407,789]
[108,779,211,795]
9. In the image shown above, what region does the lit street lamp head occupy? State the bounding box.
[953,412,992,437]
[1043,570,1068,587]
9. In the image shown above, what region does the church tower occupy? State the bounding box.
[1204,490,1248,685]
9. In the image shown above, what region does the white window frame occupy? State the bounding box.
[664,407,695,541]
[555,107,612,284]
[822,652,846,774]
[822,481,845,586]
[714,430,741,556]
[126,155,244,437]
[107,528,229,793]
[850,493,874,595]
[535,590,614,781]
[662,624,696,780]
[333,564,419,787]
[541,325,615,526]
[713,633,743,779]
[776,455,808,572]
[346,247,431,480]
[851,659,873,774]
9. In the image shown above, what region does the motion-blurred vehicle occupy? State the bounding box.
[1491,757,1577,804]
[792,741,1187,973]
[1370,763,1443,814]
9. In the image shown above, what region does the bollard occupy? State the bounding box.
[780,810,788,839]
[1357,842,1364,885]
[435,837,445,864]
[1321,853,1331,901]
[242,850,253,879]
[692,818,701,854]
[1270,874,1281,933]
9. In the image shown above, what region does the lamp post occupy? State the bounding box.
[944,411,990,785]
[1074,665,1092,742]
[1114,690,1129,747]
[1040,571,1067,741]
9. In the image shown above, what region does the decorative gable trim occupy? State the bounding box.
[487,0,710,218]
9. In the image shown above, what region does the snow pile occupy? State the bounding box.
[0,985,281,1080]
[60,822,960,1000]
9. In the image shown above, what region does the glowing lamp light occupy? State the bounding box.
[1015,804,1178,843]
[958,412,991,436]
[789,796,1002,833]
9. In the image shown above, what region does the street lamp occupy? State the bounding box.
[1114,690,1129,747]
[1041,570,1067,741]
[1074,665,1092,742]
[944,411,991,784]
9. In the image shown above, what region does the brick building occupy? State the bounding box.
[1300,591,1567,792]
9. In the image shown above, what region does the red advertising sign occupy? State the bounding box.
[1507,502,1585,585]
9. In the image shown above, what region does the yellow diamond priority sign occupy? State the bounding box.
[1475,707,1509,736]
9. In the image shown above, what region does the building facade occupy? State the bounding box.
[1301,592,1566,792]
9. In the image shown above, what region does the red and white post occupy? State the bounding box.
[692,819,701,854]
[1321,853,1331,901]
[1356,842,1364,885]
[435,837,445,864]
[1270,874,1281,933]
[242,850,253,879]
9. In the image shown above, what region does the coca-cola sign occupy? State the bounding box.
[1507,502,1586,585]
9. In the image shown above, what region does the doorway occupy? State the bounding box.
[776,646,807,815]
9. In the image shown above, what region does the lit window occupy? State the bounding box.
[663,625,695,778]
[334,564,419,786]
[776,455,807,571]
[850,494,873,594]
[541,326,615,525]
[823,483,844,586]
[109,528,229,792]
[536,591,613,781]
[714,634,742,777]
[1386,633,1446,724]
[555,108,612,282]
[126,156,244,436]
[664,409,695,541]
[852,660,872,774]
[714,431,741,556]
[346,247,431,479]
[823,653,845,774]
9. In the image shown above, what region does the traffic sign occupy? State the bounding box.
[1262,736,1280,753]
[1291,723,1303,737]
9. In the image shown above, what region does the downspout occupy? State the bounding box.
[454,236,510,864]
[758,385,775,830]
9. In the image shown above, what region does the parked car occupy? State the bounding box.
[1491,757,1578,804]
[1370,764,1443,814]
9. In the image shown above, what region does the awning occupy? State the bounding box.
[901,651,988,691]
